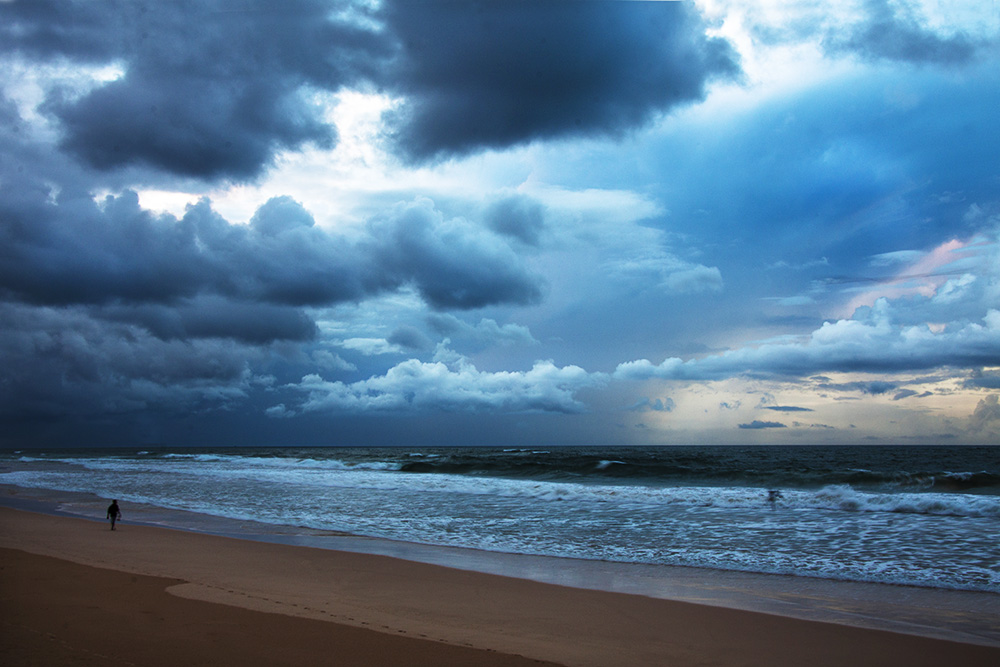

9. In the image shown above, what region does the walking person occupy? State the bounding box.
[107,499,122,530]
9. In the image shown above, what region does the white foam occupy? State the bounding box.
[3,453,998,593]
[9,456,999,518]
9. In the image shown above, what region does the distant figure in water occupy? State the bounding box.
[107,499,122,530]
[767,489,783,509]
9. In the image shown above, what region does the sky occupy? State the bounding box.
[1,0,999,448]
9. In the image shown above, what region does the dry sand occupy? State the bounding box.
[2,507,998,667]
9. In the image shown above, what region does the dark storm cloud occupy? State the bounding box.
[0,186,545,423]
[0,190,541,314]
[1,190,211,306]
[0,190,362,307]
[965,369,1000,390]
[387,325,433,351]
[818,381,898,395]
[738,420,786,429]
[0,0,125,62]
[891,389,932,400]
[0,165,550,425]
[485,195,546,247]
[365,199,543,309]
[48,75,334,181]
[0,0,387,181]
[825,0,979,65]
[100,298,319,345]
[1,1,738,177]
[379,0,739,161]
[0,302,258,419]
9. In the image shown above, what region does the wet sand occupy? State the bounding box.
[0,547,561,667]
[2,507,999,667]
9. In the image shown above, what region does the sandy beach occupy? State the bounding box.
[2,507,999,667]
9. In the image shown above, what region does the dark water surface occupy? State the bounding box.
[3,445,998,594]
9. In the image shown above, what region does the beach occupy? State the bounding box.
[6,446,998,596]
[3,507,999,667]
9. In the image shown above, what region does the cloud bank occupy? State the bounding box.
[286,346,605,415]
[379,0,739,161]
[1,0,388,180]
[616,306,1000,382]
[0,191,541,316]
[0,0,739,177]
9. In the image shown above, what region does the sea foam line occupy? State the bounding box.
[5,459,999,518]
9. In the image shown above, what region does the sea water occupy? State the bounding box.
[2,445,998,593]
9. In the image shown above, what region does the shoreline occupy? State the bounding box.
[3,506,1000,667]
[3,483,1000,649]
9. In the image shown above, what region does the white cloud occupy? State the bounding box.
[617,227,1000,387]
[616,306,1000,381]
[285,350,606,415]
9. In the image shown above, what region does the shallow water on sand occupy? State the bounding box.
[3,483,999,648]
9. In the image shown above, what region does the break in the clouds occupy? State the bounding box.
[1,0,998,446]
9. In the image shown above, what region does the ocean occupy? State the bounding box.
[2,445,998,594]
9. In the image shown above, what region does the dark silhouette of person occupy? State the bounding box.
[107,499,122,530]
[767,489,783,509]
